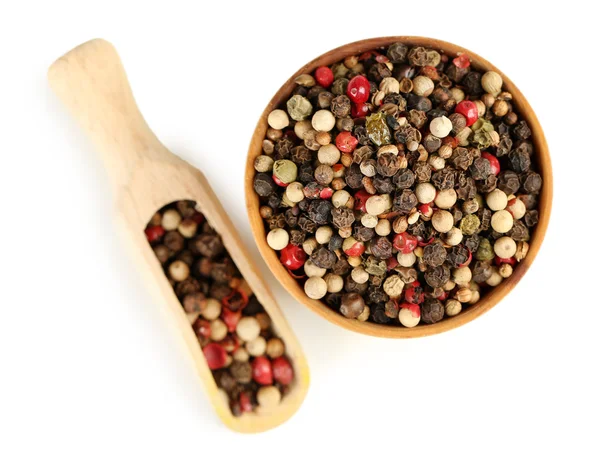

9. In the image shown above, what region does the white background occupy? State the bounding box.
[1,1,599,467]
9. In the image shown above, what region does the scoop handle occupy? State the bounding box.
[48,39,166,190]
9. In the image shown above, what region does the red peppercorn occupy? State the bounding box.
[347,75,370,104]
[320,187,334,199]
[353,190,372,212]
[374,53,389,63]
[351,101,370,118]
[358,50,376,61]
[400,302,420,316]
[386,256,399,271]
[251,356,273,385]
[418,236,435,247]
[191,212,204,224]
[393,232,418,254]
[272,174,289,187]
[222,289,249,312]
[481,152,500,176]
[194,319,211,339]
[455,100,479,126]
[280,243,307,270]
[218,334,240,353]
[404,284,424,304]
[436,290,449,301]
[442,135,458,149]
[272,356,294,385]
[343,239,365,257]
[315,66,334,88]
[203,343,227,370]
[222,308,242,332]
[239,391,253,413]
[145,225,165,243]
[419,203,434,217]
[453,54,471,69]
[458,249,473,268]
[494,255,516,266]
[335,131,359,153]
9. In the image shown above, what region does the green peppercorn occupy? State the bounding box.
[460,214,481,235]
[365,112,391,146]
[273,160,298,184]
[287,95,313,121]
[475,238,495,261]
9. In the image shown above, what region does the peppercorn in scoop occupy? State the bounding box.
[146,201,294,415]
[253,43,541,327]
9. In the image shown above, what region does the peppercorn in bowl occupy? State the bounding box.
[245,37,552,338]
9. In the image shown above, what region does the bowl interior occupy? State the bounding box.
[245,36,552,338]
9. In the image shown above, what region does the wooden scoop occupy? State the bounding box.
[48,39,309,433]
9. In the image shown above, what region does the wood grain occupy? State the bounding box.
[48,39,309,432]
[245,36,553,338]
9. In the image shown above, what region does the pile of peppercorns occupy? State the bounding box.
[145,200,294,415]
[253,42,541,327]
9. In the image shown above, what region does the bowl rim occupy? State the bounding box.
[245,36,553,338]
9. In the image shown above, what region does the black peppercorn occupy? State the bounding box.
[311,247,337,269]
[340,292,365,318]
[423,241,447,267]
[424,265,450,288]
[421,298,444,324]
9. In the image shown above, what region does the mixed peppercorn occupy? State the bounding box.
[146,201,294,415]
[253,42,541,327]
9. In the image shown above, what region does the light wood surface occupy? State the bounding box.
[245,36,553,338]
[48,39,309,432]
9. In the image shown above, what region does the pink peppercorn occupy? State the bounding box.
[494,255,516,266]
[351,101,370,118]
[203,343,227,370]
[335,131,359,153]
[453,54,471,69]
[343,238,365,256]
[353,190,372,212]
[272,356,294,385]
[393,232,418,254]
[221,308,242,332]
[404,283,424,304]
[315,66,334,88]
[251,356,273,385]
[280,244,307,271]
[458,249,473,267]
[272,174,289,187]
[239,392,253,413]
[347,75,370,104]
[145,225,165,243]
[386,256,399,271]
[455,100,479,126]
[481,152,500,176]
[320,187,334,199]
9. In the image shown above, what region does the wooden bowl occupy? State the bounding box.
[245,36,552,338]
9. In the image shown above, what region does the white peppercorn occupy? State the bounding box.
[494,237,517,259]
[286,182,305,203]
[486,189,508,211]
[491,210,514,233]
[375,219,391,236]
[499,263,513,278]
[267,109,290,130]
[383,275,404,298]
[435,189,457,209]
[162,209,182,231]
[361,213,378,228]
[347,256,362,267]
[257,385,281,409]
[468,290,481,304]
[254,155,274,173]
[202,298,221,320]
[294,120,313,139]
[415,182,436,204]
[302,237,318,255]
[399,305,421,327]
[177,219,198,238]
[455,287,473,303]
[380,77,400,94]
[332,190,351,208]
[318,144,341,165]
[428,155,445,170]
[236,316,261,342]
[398,252,416,267]
[486,268,503,287]
[266,228,289,250]
[444,226,463,246]
[246,336,267,357]
[431,210,454,233]
[449,87,465,102]
[210,319,228,341]
[304,276,328,299]
[168,260,189,282]
[445,299,462,317]
[312,109,336,132]
[266,338,285,359]
[351,267,369,284]
[304,259,326,278]
[366,195,388,216]
[357,305,370,322]
[315,226,333,244]
[453,266,472,285]
[429,116,453,138]
[233,348,249,362]
[412,76,434,97]
[481,71,503,97]
[506,198,526,219]
[324,273,344,293]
